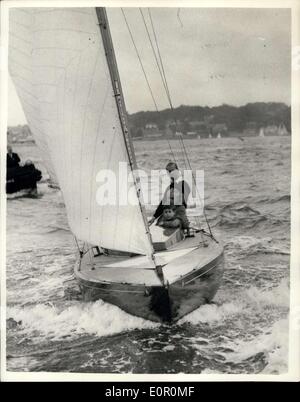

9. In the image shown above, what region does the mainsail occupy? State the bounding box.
[9,7,154,256]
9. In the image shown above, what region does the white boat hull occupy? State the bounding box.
[74,232,224,322]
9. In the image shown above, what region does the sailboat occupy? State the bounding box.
[9,7,224,323]
[6,162,42,195]
[259,128,265,137]
[217,132,222,139]
[278,123,288,136]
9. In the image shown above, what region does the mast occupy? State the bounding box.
[95,8,157,265]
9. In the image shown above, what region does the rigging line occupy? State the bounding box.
[122,8,177,165]
[140,12,203,232]
[147,9,173,110]
[177,9,184,29]
[147,9,188,171]
[138,9,178,165]
[139,8,169,98]
[73,235,82,254]
[144,14,203,229]
[148,10,197,172]
[179,135,213,237]
[148,9,213,236]
[121,8,158,111]
[148,8,188,171]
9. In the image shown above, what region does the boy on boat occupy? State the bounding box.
[149,161,190,229]
[157,205,182,229]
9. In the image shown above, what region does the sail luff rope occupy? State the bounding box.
[97,8,158,268]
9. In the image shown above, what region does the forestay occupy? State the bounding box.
[9,8,153,256]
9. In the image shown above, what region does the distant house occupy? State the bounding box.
[143,122,162,139]
[145,123,158,130]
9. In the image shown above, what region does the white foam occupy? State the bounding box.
[7,300,159,340]
[180,278,289,325]
[179,301,241,325]
[223,318,289,374]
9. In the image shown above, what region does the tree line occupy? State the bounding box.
[128,102,291,135]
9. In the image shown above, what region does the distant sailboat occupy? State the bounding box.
[278,123,288,136]
[259,128,265,137]
[9,7,224,322]
[217,132,222,139]
[208,133,212,139]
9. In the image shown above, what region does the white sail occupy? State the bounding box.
[278,124,287,136]
[9,7,153,256]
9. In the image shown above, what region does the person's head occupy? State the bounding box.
[166,161,180,181]
[163,206,175,221]
[7,145,12,154]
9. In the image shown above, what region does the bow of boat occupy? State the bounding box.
[74,231,224,323]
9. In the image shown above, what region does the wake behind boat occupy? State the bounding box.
[9,7,224,323]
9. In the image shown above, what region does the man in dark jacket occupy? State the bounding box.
[149,162,190,228]
[7,145,21,168]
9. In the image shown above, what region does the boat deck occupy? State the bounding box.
[76,232,223,287]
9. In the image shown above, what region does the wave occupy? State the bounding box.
[179,278,289,324]
[44,226,70,234]
[7,300,159,341]
[222,318,289,374]
[269,194,290,203]
[225,235,290,256]
[210,205,267,229]
[204,200,290,230]
[178,279,289,374]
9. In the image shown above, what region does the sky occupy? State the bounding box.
[8,7,291,125]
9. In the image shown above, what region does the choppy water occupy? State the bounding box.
[6,136,290,374]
